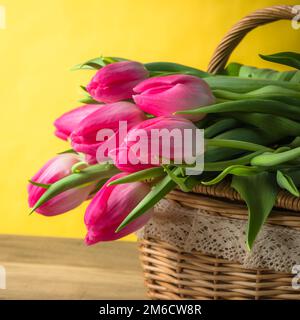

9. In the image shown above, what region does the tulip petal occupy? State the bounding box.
[54,104,101,140]
[70,102,147,160]
[86,61,149,103]
[84,173,153,244]
[133,74,215,121]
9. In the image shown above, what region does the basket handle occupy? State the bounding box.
[207,5,295,73]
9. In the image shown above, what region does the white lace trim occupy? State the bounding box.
[137,199,300,273]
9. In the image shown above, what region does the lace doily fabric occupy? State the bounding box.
[137,199,300,273]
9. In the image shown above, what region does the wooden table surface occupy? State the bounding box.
[0,235,147,300]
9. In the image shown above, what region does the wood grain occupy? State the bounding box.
[0,235,147,300]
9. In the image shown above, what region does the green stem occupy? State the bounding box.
[176,99,300,120]
[251,147,300,167]
[204,151,263,171]
[71,161,89,173]
[205,139,273,152]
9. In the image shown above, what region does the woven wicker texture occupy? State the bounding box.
[139,5,300,300]
[191,182,300,213]
[167,190,300,230]
[140,238,299,300]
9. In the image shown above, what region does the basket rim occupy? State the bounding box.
[182,180,300,213]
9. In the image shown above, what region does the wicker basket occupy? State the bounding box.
[139,5,300,300]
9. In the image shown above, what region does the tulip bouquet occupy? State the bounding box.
[28,51,300,249]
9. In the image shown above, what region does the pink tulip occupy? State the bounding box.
[133,74,215,121]
[71,102,147,161]
[28,154,94,216]
[110,116,200,172]
[54,104,101,140]
[86,61,149,103]
[84,173,153,244]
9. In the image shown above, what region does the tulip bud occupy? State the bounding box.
[84,173,153,244]
[70,102,147,161]
[111,116,201,172]
[133,74,215,121]
[54,104,100,141]
[28,154,94,216]
[86,61,149,103]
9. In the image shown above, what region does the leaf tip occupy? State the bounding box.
[115,224,124,233]
[246,240,252,252]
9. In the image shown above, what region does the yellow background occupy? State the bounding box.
[0,0,299,241]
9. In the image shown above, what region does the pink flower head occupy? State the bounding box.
[84,173,153,244]
[86,61,149,103]
[70,102,147,162]
[28,154,94,216]
[54,104,101,140]
[110,116,200,172]
[133,74,215,121]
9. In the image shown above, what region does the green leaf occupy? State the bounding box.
[163,165,190,192]
[30,163,119,213]
[78,96,100,104]
[213,85,300,100]
[239,65,278,79]
[144,62,209,78]
[286,169,300,187]
[274,147,291,154]
[103,56,128,63]
[176,99,300,121]
[259,52,300,70]
[115,169,179,232]
[28,180,51,189]
[80,85,88,92]
[234,64,300,83]
[204,76,300,93]
[205,138,272,152]
[108,167,165,186]
[251,147,300,167]
[224,62,242,76]
[202,165,261,186]
[72,56,128,71]
[204,127,278,163]
[57,149,78,155]
[231,112,300,137]
[231,172,278,250]
[71,57,107,71]
[148,71,179,77]
[276,170,299,197]
[289,137,300,148]
[204,118,239,138]
[71,161,89,173]
[204,151,263,171]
